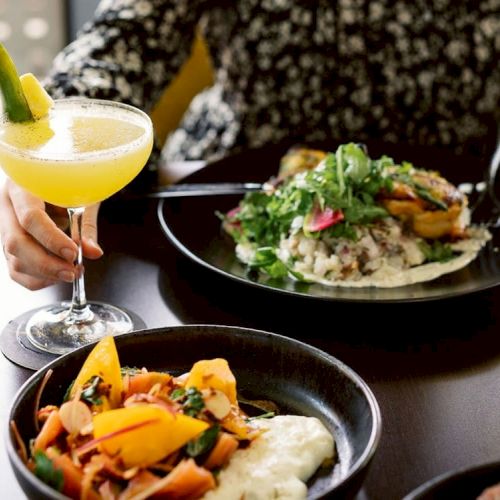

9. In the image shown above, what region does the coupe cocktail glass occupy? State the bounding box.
[0,98,153,354]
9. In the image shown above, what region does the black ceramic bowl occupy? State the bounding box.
[404,461,500,500]
[7,325,381,499]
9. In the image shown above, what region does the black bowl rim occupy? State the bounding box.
[402,459,500,500]
[6,324,382,499]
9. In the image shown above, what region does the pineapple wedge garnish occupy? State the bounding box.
[19,72,54,120]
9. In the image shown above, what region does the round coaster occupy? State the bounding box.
[0,306,147,371]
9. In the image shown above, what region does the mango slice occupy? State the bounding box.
[19,72,54,119]
[185,358,237,404]
[70,336,123,410]
[93,405,209,468]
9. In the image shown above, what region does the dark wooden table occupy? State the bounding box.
[2,172,500,500]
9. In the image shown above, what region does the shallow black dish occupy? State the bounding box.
[158,141,500,303]
[403,461,500,499]
[7,325,381,499]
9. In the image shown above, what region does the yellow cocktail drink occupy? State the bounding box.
[0,38,154,356]
[0,97,153,355]
[0,99,153,207]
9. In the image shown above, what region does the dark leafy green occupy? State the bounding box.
[62,381,74,403]
[222,142,458,277]
[170,388,186,401]
[249,247,305,280]
[33,450,64,492]
[121,366,143,376]
[419,240,456,262]
[226,143,392,253]
[182,387,205,417]
[391,168,448,210]
[80,376,103,406]
[185,425,220,457]
[246,411,276,422]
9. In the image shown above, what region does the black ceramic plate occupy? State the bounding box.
[403,461,500,499]
[158,141,500,303]
[7,325,381,500]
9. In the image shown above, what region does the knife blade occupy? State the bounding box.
[145,182,267,198]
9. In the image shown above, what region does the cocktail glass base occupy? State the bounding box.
[25,301,136,355]
[0,302,147,369]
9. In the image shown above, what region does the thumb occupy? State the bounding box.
[81,203,103,259]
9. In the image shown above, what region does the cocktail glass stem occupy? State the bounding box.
[24,205,136,355]
[67,207,93,323]
[24,199,135,353]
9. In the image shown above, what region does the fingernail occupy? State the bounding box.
[57,270,75,282]
[61,248,76,262]
[88,239,103,255]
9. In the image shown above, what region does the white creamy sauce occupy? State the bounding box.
[202,415,335,500]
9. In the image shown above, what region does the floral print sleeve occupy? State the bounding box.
[43,0,500,178]
[43,0,206,183]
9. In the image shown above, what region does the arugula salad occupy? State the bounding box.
[221,143,490,288]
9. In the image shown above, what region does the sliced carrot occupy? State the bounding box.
[33,410,64,452]
[124,372,172,399]
[153,458,216,499]
[118,470,158,499]
[203,432,239,470]
[45,448,99,500]
[125,459,216,500]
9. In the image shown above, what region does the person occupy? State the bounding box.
[1,0,498,290]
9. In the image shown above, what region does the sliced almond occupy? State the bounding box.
[59,400,93,435]
[202,389,231,420]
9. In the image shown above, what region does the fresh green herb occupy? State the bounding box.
[419,240,456,262]
[33,450,64,492]
[185,425,220,457]
[80,376,102,406]
[325,222,358,240]
[397,161,413,174]
[183,388,205,417]
[335,148,346,195]
[343,142,370,183]
[250,247,298,279]
[249,247,279,268]
[392,172,448,210]
[343,200,388,224]
[413,184,448,210]
[170,388,186,401]
[246,411,276,422]
[121,366,143,376]
[62,380,74,403]
[220,142,441,278]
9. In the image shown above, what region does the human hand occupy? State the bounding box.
[0,178,103,290]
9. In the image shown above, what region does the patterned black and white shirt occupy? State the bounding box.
[45,0,499,177]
